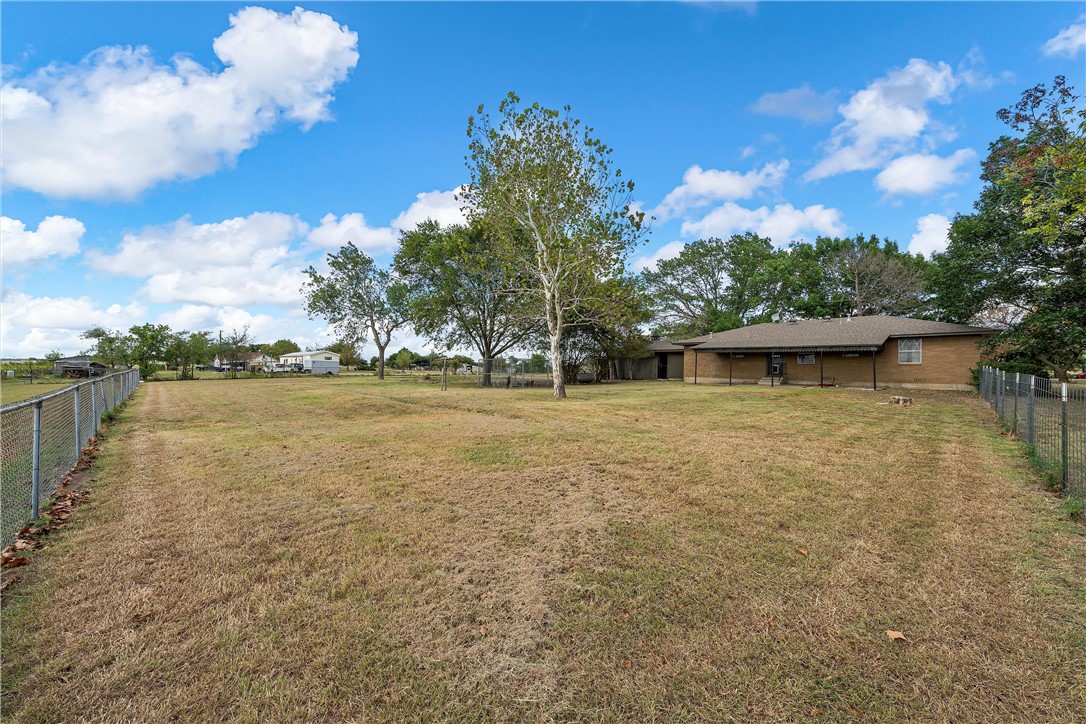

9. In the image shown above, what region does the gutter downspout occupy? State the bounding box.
[693,350,698,385]
[819,350,824,387]
[729,353,733,386]
[872,349,877,390]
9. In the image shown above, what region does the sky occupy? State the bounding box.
[2,1,1084,360]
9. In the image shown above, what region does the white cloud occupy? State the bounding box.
[740,146,756,160]
[390,187,469,231]
[752,84,840,123]
[874,149,976,196]
[89,212,309,306]
[1,6,358,199]
[654,161,789,221]
[908,213,951,257]
[308,212,399,253]
[1,215,85,265]
[681,202,844,243]
[632,241,686,272]
[1043,18,1086,58]
[804,59,958,181]
[89,212,306,275]
[0,291,146,358]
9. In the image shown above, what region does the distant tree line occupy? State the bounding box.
[72,325,366,379]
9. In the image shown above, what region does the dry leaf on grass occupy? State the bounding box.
[886,630,909,642]
[795,547,809,557]
[2,555,30,568]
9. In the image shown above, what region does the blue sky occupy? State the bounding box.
[2,1,1083,359]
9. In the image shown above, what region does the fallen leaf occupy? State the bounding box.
[795,548,809,557]
[2,556,30,569]
[810,708,823,716]
[886,630,908,642]
[478,626,488,636]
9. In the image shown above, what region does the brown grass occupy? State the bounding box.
[2,376,1084,721]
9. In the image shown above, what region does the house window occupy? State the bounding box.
[324,356,332,360]
[797,354,815,365]
[898,338,922,364]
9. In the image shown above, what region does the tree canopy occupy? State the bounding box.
[303,243,408,380]
[929,76,1085,380]
[462,92,648,398]
[395,219,537,379]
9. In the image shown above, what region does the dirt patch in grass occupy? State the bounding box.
[2,378,1083,721]
[391,462,641,705]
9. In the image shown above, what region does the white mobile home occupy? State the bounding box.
[279,350,341,375]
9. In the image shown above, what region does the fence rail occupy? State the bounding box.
[978,367,1085,512]
[1,369,140,547]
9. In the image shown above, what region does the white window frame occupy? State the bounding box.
[796,353,815,365]
[898,338,922,365]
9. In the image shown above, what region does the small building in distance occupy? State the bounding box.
[213,351,275,371]
[675,315,995,391]
[52,356,110,378]
[278,350,341,375]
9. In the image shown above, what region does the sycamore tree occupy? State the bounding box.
[303,243,408,380]
[462,92,648,398]
[395,219,538,386]
[930,77,1085,381]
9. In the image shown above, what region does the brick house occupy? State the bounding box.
[675,315,995,391]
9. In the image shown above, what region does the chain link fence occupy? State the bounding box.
[475,359,554,388]
[979,367,1085,512]
[1,369,140,547]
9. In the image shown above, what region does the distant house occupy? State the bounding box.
[278,350,340,375]
[52,356,109,378]
[213,351,275,371]
[675,315,995,391]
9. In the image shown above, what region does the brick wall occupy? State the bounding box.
[682,334,990,390]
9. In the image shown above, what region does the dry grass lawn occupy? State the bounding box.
[2,376,1084,721]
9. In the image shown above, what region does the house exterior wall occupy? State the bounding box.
[684,351,764,384]
[682,335,987,390]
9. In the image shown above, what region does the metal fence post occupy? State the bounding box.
[31,400,43,521]
[1026,376,1035,446]
[74,384,82,457]
[1061,382,1070,496]
[91,380,99,433]
[1013,372,1019,434]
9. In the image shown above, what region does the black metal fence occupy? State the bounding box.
[1,369,140,547]
[979,367,1085,512]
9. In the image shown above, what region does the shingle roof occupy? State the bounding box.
[645,339,684,352]
[677,315,994,352]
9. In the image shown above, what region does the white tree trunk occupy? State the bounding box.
[545,293,566,398]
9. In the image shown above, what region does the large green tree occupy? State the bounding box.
[462,92,648,398]
[127,323,172,377]
[263,339,300,358]
[165,331,213,380]
[395,220,537,386]
[80,327,131,369]
[930,77,1085,381]
[641,234,787,337]
[303,243,407,380]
